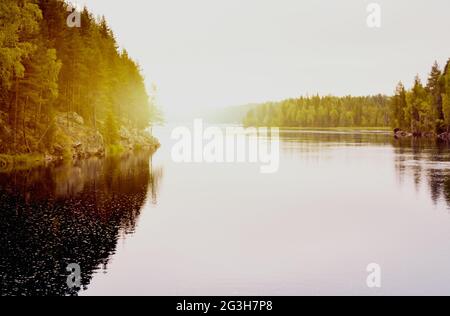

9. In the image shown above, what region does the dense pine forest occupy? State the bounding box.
[0,0,159,162]
[391,61,450,135]
[244,59,450,136]
[243,95,390,128]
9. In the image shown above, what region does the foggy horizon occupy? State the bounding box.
[77,0,450,121]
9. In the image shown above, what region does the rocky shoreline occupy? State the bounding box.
[48,112,160,161]
[0,111,160,171]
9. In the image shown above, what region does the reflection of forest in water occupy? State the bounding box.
[0,151,163,296]
[277,130,450,209]
[393,138,450,209]
[2,131,450,296]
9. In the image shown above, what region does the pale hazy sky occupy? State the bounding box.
[78,0,450,120]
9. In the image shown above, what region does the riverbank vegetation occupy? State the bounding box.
[0,0,161,162]
[391,60,450,137]
[243,59,450,138]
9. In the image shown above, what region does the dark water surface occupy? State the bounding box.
[2,129,450,295]
[0,151,161,295]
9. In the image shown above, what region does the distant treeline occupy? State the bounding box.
[244,59,450,133]
[0,0,160,154]
[243,95,390,128]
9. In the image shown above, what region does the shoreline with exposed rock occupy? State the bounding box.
[0,111,160,172]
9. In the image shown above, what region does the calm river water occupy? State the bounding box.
[1,128,450,295]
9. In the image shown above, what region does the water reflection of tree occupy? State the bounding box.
[278,130,450,209]
[148,155,163,205]
[392,137,450,208]
[277,130,392,146]
[0,150,163,296]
